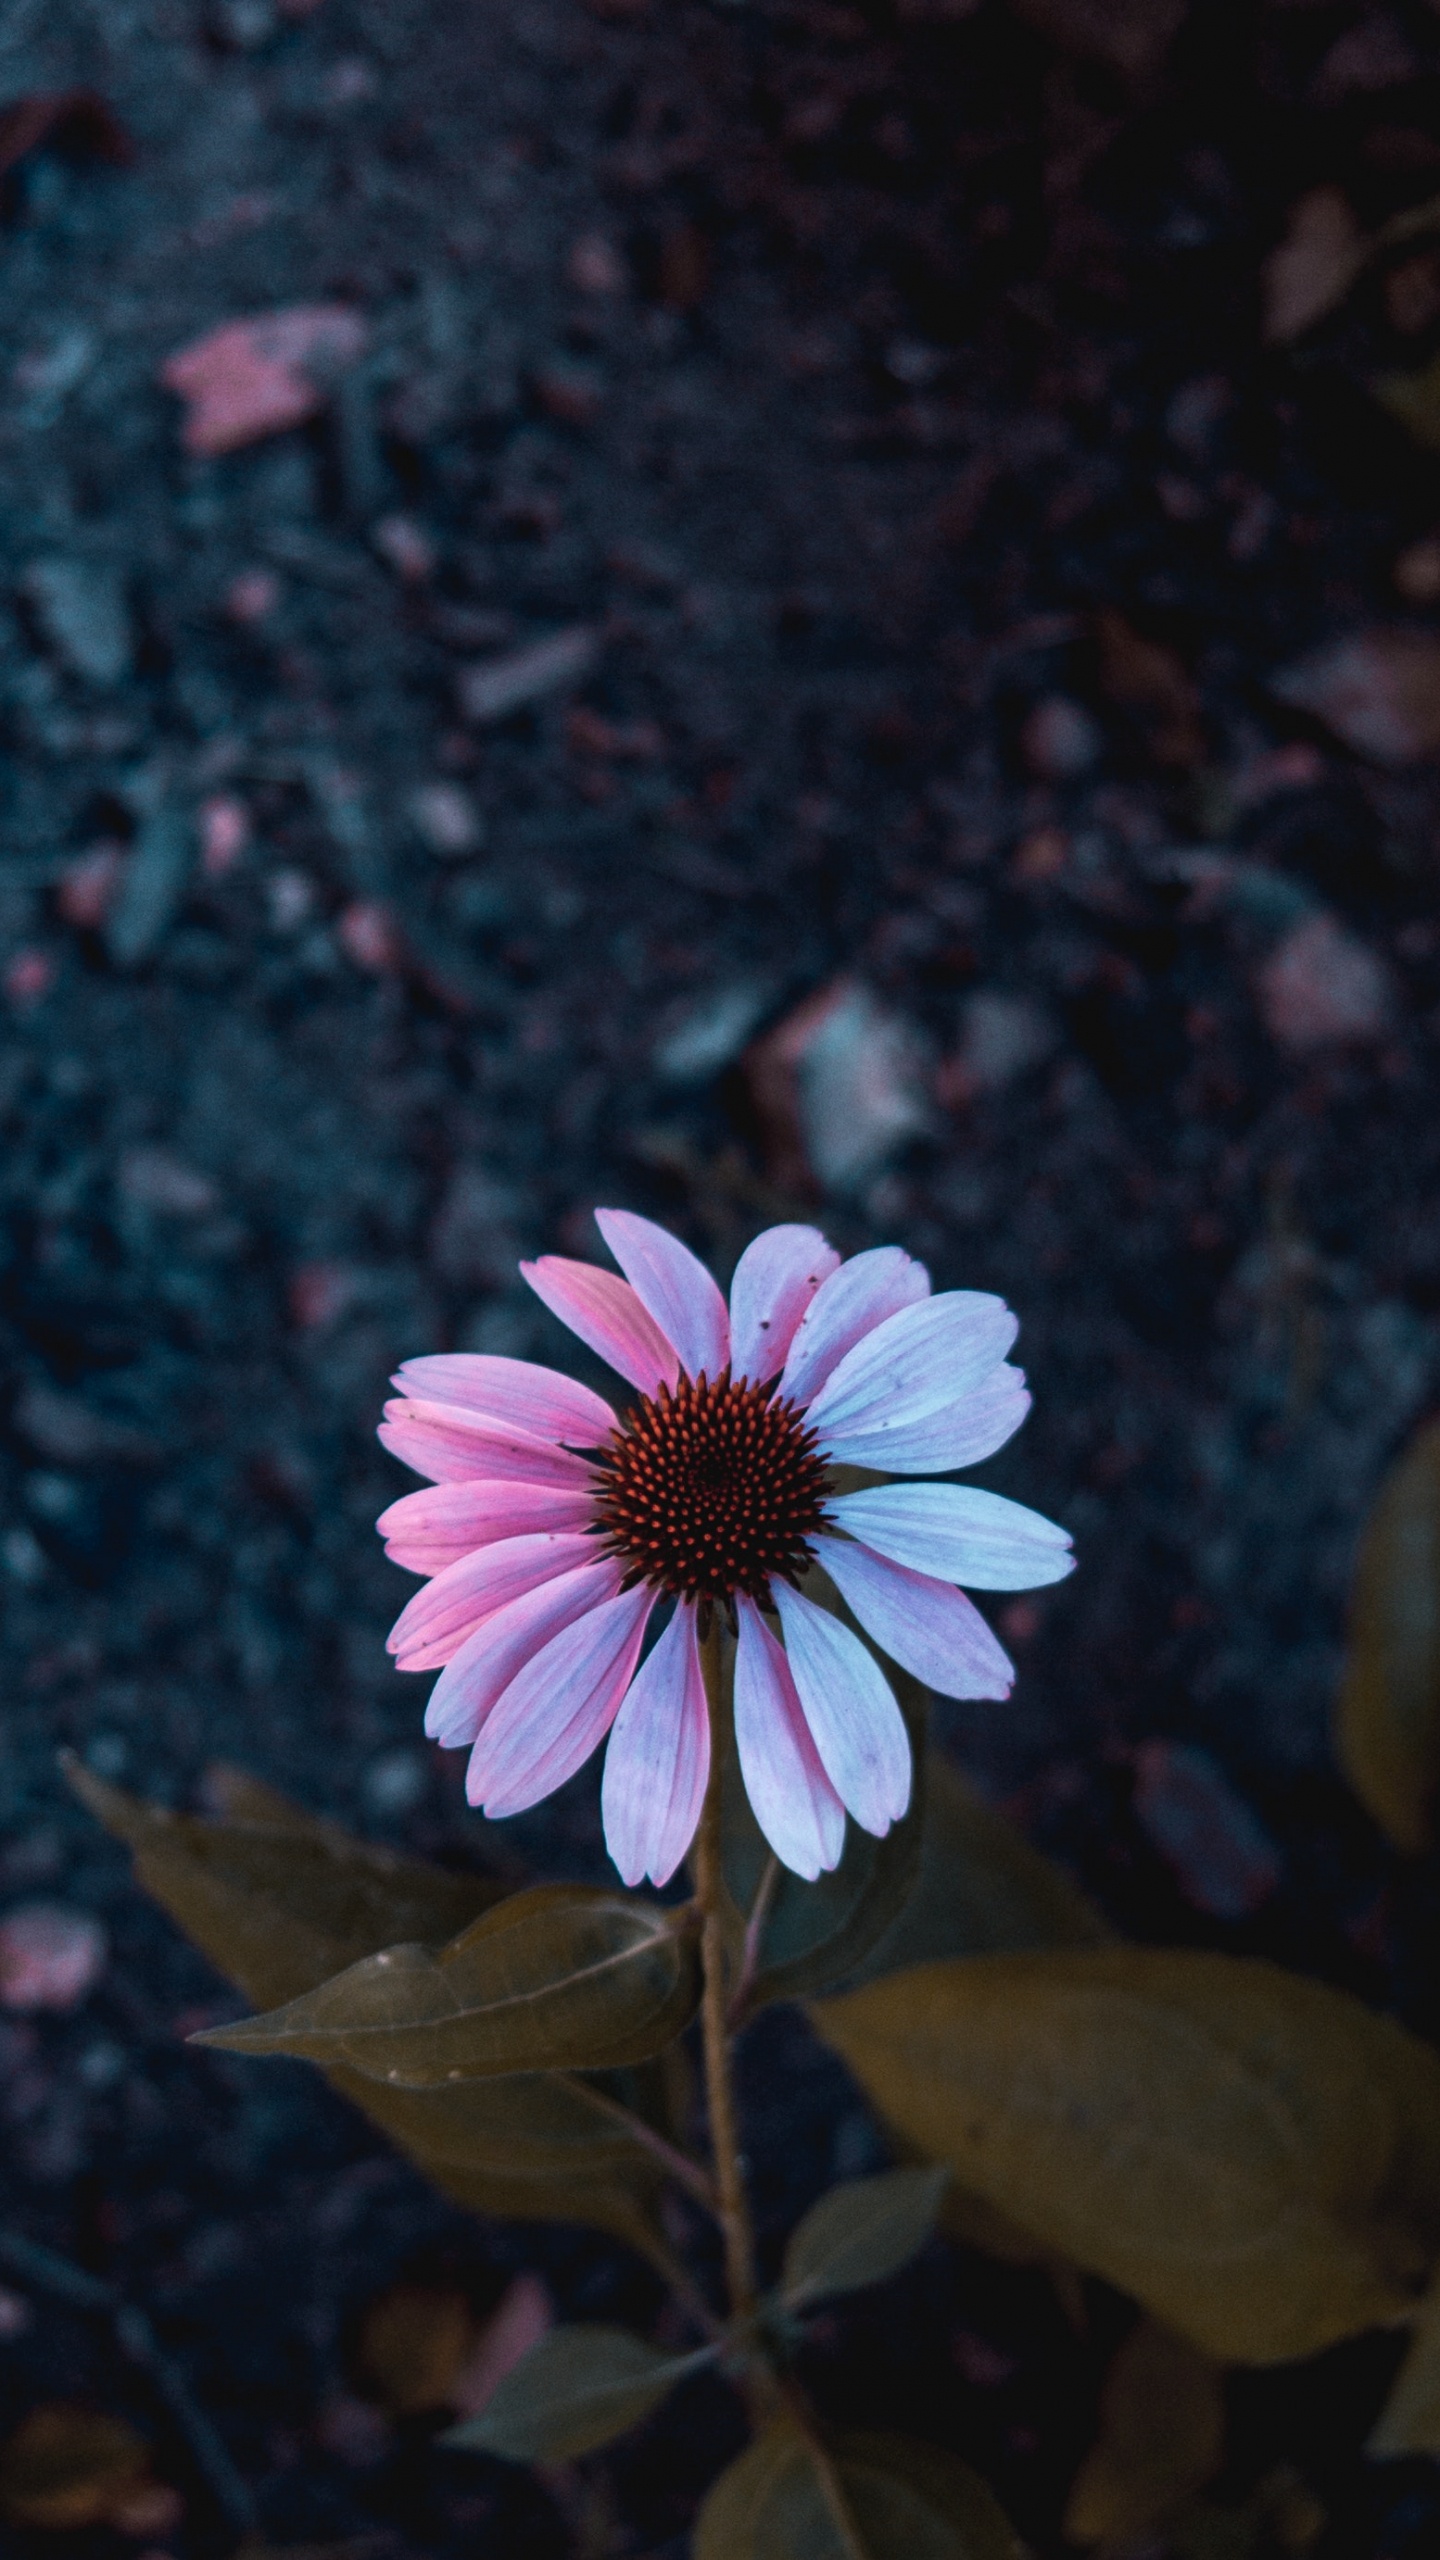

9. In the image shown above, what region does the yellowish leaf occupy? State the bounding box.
[813,1950,1440,2363]
[696,2422,1023,2560]
[1368,2272,1440,2457]
[1065,2317,1226,2546]
[0,2407,149,2530]
[355,2282,477,2416]
[1337,1419,1440,1853]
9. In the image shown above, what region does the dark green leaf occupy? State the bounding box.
[780,2168,948,2309]
[694,2422,1023,2560]
[445,2324,702,2461]
[1336,1418,1440,1854]
[194,1884,701,2081]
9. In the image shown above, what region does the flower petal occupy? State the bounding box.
[424,1556,622,1748]
[467,1583,655,1818]
[521,1255,680,1397]
[379,1399,595,1489]
[811,1534,1014,1701]
[818,1364,1031,1474]
[733,1597,846,1880]
[378,1480,597,1575]
[728,1224,840,1385]
[823,1483,1073,1590]
[594,1208,730,1383]
[392,1354,614,1447]
[779,1246,930,1409]
[601,1603,710,1887]
[388,1532,597,1672]
[803,1290,1019,1451]
[770,1582,911,1835]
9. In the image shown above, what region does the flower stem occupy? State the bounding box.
[695,1614,760,2331]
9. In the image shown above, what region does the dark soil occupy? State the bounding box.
[3,0,1440,2552]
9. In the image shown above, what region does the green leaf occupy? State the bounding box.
[1368,2274,1440,2457]
[193,1884,701,2082]
[66,1758,501,2009]
[812,1949,1440,2365]
[445,2324,702,2461]
[779,2167,948,2309]
[694,2423,1023,2560]
[1064,2317,1226,2546]
[1336,1419,1440,1854]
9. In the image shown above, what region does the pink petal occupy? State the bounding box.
[733,1599,846,1880]
[728,1224,840,1385]
[378,1399,595,1489]
[771,1582,911,1835]
[803,1290,1019,1450]
[467,1584,655,1818]
[521,1256,680,1397]
[823,1483,1073,1590]
[378,1480,597,1575]
[425,1556,623,1748]
[779,1246,930,1409]
[811,1534,1014,1701]
[601,1603,710,1887]
[817,1364,1031,1474]
[387,1532,597,1672]
[594,1208,730,1383]
[392,1355,614,1447]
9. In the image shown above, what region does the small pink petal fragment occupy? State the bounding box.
[379,1398,593,1489]
[162,306,367,458]
[378,1479,596,1575]
[602,1602,710,1887]
[812,1535,1014,1703]
[467,1583,654,1817]
[428,1557,623,1750]
[338,900,403,976]
[1133,1740,1281,1921]
[58,842,126,928]
[594,1207,730,1382]
[388,1532,596,1671]
[1257,911,1394,1051]
[780,1245,930,1409]
[4,949,55,1009]
[816,1364,1032,1477]
[728,1224,839,1384]
[393,1355,614,1448]
[521,1255,680,1396]
[771,1582,911,1835]
[449,2275,553,2421]
[201,795,249,879]
[733,1599,846,1880]
[0,1904,106,2011]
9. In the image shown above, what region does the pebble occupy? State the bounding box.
[1258,911,1394,1050]
[457,627,599,724]
[0,1904,107,2011]
[1020,696,1102,780]
[408,781,482,856]
[21,559,131,688]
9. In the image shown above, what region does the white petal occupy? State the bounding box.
[594,1208,730,1383]
[733,1598,846,1880]
[804,1290,1018,1443]
[424,1556,621,1748]
[468,1583,655,1818]
[392,1355,615,1447]
[817,1364,1031,1475]
[824,1483,1073,1590]
[779,1246,930,1409]
[387,1532,597,1672]
[601,1603,710,1887]
[728,1225,839,1385]
[811,1535,1014,1701]
[771,1582,911,1835]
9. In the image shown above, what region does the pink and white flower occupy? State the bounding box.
[377,1213,1072,1888]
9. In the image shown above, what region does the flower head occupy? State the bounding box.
[377,1213,1072,1889]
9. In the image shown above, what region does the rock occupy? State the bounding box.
[20,559,131,687]
[408,781,482,856]
[429,1166,520,1286]
[105,808,192,968]
[457,627,599,724]
[655,981,772,1083]
[1261,189,1365,345]
[13,1383,154,1467]
[58,842,126,928]
[161,305,367,457]
[372,514,435,582]
[1021,696,1102,780]
[3,951,55,1008]
[0,1905,107,2011]
[1270,628,1440,764]
[118,1148,217,1217]
[337,900,403,975]
[746,980,932,1196]
[568,233,626,294]
[1132,1741,1280,1919]
[1258,911,1394,1052]
[940,991,1057,1103]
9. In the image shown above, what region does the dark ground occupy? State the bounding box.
[3,0,1440,2551]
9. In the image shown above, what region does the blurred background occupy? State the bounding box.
[2,0,1440,2550]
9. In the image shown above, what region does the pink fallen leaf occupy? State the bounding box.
[1262,189,1366,345]
[0,1904,107,2011]
[1133,1741,1280,1920]
[448,2275,553,2420]
[1270,627,1440,765]
[1007,0,1187,81]
[162,305,367,458]
[1258,911,1394,1051]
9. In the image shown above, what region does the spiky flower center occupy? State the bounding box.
[590,1373,830,1605]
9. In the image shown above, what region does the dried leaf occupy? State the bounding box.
[0,2407,149,2530]
[742,981,932,1199]
[1007,0,1185,81]
[356,2282,477,2415]
[1064,2317,1226,2546]
[1368,2273,1440,2457]
[1132,1743,1280,1919]
[812,1950,1440,2363]
[1257,913,1395,1052]
[1270,628,1440,766]
[1375,352,1440,453]
[194,1884,701,2082]
[1337,1419,1440,1854]
[445,2323,697,2461]
[695,2422,1024,2560]
[780,2167,949,2309]
[161,306,367,457]
[1092,611,1205,768]
[1262,190,1366,344]
[457,627,599,724]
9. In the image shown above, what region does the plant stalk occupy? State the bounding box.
[695,1614,761,2331]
